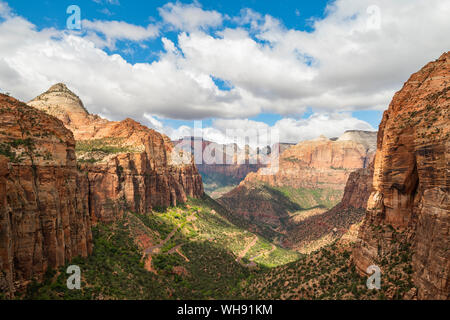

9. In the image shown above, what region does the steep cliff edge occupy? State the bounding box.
[336,162,374,212]
[353,52,449,300]
[28,84,204,223]
[0,94,92,297]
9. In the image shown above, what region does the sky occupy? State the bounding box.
[0,0,449,145]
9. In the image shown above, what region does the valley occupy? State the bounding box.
[1,52,449,301]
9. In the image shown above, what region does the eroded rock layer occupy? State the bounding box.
[218,132,376,233]
[0,94,92,297]
[28,84,204,223]
[353,52,450,300]
[242,133,376,191]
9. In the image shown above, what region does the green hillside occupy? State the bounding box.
[23,196,300,300]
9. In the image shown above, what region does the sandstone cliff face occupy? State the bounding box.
[218,132,376,244]
[173,137,264,182]
[336,162,374,211]
[173,137,264,199]
[353,52,449,300]
[0,94,92,297]
[242,132,376,191]
[28,84,203,223]
[278,163,374,252]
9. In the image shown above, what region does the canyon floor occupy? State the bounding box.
[20,195,415,300]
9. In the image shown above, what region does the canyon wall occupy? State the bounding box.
[172,138,264,192]
[285,163,374,251]
[353,52,449,300]
[218,132,377,233]
[28,84,204,223]
[0,94,92,297]
[242,133,376,191]
[335,162,374,212]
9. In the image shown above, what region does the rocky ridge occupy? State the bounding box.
[242,131,376,190]
[28,84,204,223]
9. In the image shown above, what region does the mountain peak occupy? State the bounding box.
[337,130,377,152]
[28,83,89,116]
[47,82,70,93]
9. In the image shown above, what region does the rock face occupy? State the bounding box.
[0,94,92,297]
[218,132,377,244]
[173,137,264,181]
[353,52,449,300]
[336,162,374,212]
[29,84,204,223]
[242,132,376,191]
[285,164,374,252]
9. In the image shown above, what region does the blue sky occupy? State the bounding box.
[1,0,448,143]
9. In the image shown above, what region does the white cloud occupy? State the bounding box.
[0,0,449,134]
[0,0,12,19]
[272,113,375,143]
[158,1,223,31]
[82,20,159,49]
[143,113,164,131]
[161,113,375,147]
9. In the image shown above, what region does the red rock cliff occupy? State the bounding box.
[0,94,92,297]
[242,133,376,191]
[218,132,376,238]
[353,52,449,300]
[28,84,204,223]
[336,162,374,211]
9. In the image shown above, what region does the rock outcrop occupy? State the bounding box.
[173,137,265,198]
[0,94,92,297]
[335,162,374,212]
[278,162,375,252]
[28,84,204,223]
[353,52,449,300]
[242,132,376,191]
[218,131,376,230]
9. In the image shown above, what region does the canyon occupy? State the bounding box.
[0,52,448,300]
[0,84,204,297]
[173,138,296,199]
[217,131,377,245]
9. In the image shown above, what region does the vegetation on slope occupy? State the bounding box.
[22,196,299,300]
[75,137,144,163]
[200,171,239,198]
[219,183,344,246]
[273,186,343,211]
[243,231,416,300]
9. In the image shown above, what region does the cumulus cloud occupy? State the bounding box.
[162,113,375,147]
[0,0,13,19]
[143,113,164,131]
[158,1,223,31]
[82,19,159,49]
[0,0,448,144]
